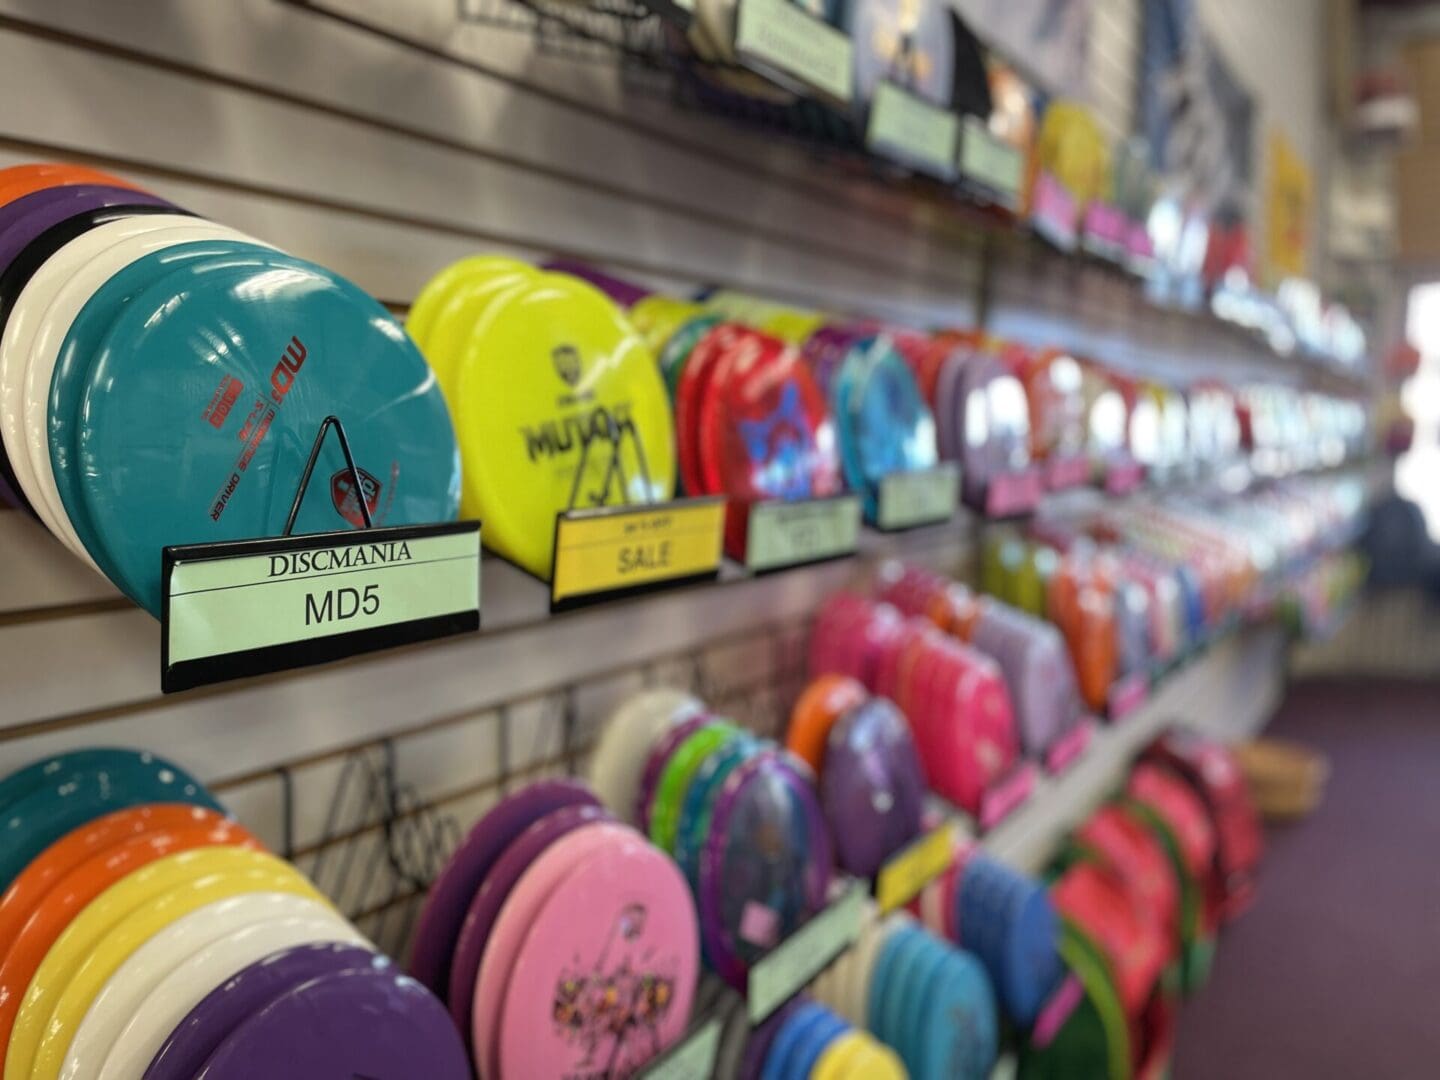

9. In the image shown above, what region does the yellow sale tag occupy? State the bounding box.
[551,497,725,610]
[875,821,958,913]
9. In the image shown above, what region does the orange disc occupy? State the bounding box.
[786,675,868,775]
[0,819,258,1062]
[0,162,143,208]
[0,804,238,951]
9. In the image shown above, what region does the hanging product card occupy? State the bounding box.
[734,0,853,104]
[865,82,960,180]
[748,880,864,1023]
[745,494,861,573]
[550,497,725,612]
[874,462,959,531]
[957,116,1024,209]
[637,1017,721,1080]
[162,522,480,694]
[874,821,959,913]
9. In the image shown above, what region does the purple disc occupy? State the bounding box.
[971,604,1081,756]
[193,966,470,1080]
[408,778,598,997]
[446,802,611,1041]
[143,943,379,1080]
[542,258,651,307]
[0,184,174,274]
[698,751,833,987]
[800,324,869,400]
[635,712,711,830]
[820,698,925,878]
[934,351,967,463]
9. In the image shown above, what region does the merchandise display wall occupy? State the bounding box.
[0,2,1365,1073]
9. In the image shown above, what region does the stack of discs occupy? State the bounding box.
[1049,861,1174,1080]
[588,691,833,990]
[407,776,700,1078]
[0,747,467,1080]
[829,334,938,521]
[409,255,675,580]
[786,677,926,878]
[948,345,1038,515]
[0,162,462,616]
[954,852,1067,1028]
[968,600,1086,760]
[1121,764,1218,991]
[1141,731,1263,924]
[745,996,905,1080]
[671,320,841,557]
[808,593,1021,816]
[818,913,997,1080]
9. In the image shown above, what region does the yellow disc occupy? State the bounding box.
[406,255,535,352]
[811,1030,869,1080]
[4,848,308,1080]
[760,309,826,345]
[25,850,317,1080]
[453,272,676,579]
[424,265,538,399]
[627,296,706,356]
[845,1039,908,1079]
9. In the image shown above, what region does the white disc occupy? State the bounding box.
[0,214,199,547]
[845,910,904,1030]
[95,909,368,1080]
[585,688,703,821]
[14,218,266,567]
[62,891,343,1080]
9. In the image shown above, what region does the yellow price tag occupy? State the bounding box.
[875,821,959,913]
[551,497,725,610]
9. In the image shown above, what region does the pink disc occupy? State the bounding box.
[472,821,637,1079]
[497,832,700,1079]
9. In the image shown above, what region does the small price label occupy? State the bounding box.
[1103,459,1145,496]
[1044,719,1094,775]
[161,522,480,694]
[979,763,1037,830]
[875,463,959,530]
[734,0,853,103]
[984,467,1044,518]
[865,82,960,180]
[744,495,860,572]
[1081,201,1129,260]
[1045,454,1092,492]
[1029,976,1084,1050]
[1108,672,1149,721]
[1031,171,1078,251]
[748,880,864,1023]
[551,497,725,611]
[637,1017,721,1080]
[875,821,958,913]
[958,116,1023,205]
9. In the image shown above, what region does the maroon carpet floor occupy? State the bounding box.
[1172,678,1440,1080]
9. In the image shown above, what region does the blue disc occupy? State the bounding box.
[1002,882,1065,1026]
[788,1010,850,1080]
[0,747,174,818]
[916,949,999,1080]
[75,251,461,614]
[675,733,760,891]
[0,747,224,891]
[880,927,932,1065]
[760,1001,827,1080]
[48,239,276,584]
[837,336,937,518]
[898,935,951,1073]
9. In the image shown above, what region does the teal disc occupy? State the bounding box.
[0,748,224,891]
[49,240,277,586]
[75,251,461,614]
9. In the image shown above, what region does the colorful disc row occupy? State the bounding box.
[748,996,905,1080]
[786,677,925,879]
[808,912,998,1080]
[408,255,675,580]
[588,690,834,989]
[0,163,460,616]
[406,776,699,1078]
[807,592,1020,813]
[0,748,466,1080]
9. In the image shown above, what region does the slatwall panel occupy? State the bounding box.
[1089,0,1141,141]
[0,0,1313,931]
